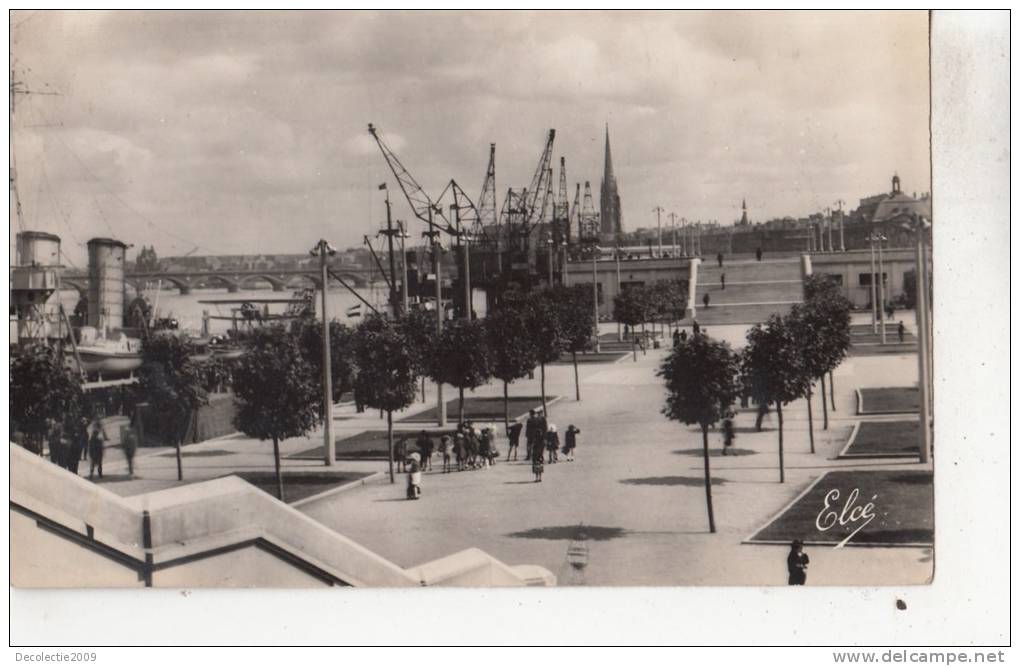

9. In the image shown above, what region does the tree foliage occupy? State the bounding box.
[432,318,492,393]
[525,290,567,365]
[233,326,320,441]
[10,344,84,454]
[548,284,595,354]
[486,300,538,385]
[139,333,208,447]
[659,334,741,430]
[294,317,357,407]
[352,314,419,414]
[397,307,438,379]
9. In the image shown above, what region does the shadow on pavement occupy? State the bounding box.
[507,525,627,541]
[673,448,758,457]
[620,476,727,487]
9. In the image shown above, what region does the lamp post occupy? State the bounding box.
[615,245,622,341]
[423,214,446,427]
[310,239,337,466]
[835,200,846,251]
[867,232,879,332]
[877,232,887,344]
[546,237,555,286]
[397,221,409,314]
[653,206,664,258]
[588,242,602,353]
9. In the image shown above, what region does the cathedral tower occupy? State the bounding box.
[599,124,623,241]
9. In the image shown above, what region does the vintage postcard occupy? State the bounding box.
[10,10,937,592]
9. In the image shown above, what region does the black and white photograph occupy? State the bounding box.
[6,7,1011,649]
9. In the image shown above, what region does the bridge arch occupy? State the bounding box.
[197,274,239,293]
[161,275,194,295]
[237,274,287,292]
[287,273,322,290]
[335,273,368,289]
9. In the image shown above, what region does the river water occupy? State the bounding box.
[58,283,388,335]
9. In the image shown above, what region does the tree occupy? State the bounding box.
[803,274,853,419]
[294,318,357,414]
[10,344,84,456]
[651,279,689,333]
[549,284,595,401]
[788,304,827,453]
[432,318,492,423]
[353,314,419,483]
[398,307,438,403]
[525,290,567,415]
[138,333,208,480]
[658,333,741,533]
[614,284,650,337]
[232,326,319,501]
[741,314,811,483]
[486,299,539,432]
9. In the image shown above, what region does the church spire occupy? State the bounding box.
[599,123,622,240]
[603,123,615,183]
[740,198,748,225]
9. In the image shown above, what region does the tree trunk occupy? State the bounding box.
[829,370,836,411]
[540,362,548,415]
[459,387,465,424]
[632,339,637,362]
[820,373,829,430]
[272,435,284,501]
[503,380,510,434]
[421,377,427,403]
[175,439,183,481]
[806,384,815,454]
[701,425,717,533]
[572,351,580,401]
[777,403,786,483]
[386,411,395,484]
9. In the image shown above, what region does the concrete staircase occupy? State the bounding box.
[10,444,555,588]
[684,257,804,326]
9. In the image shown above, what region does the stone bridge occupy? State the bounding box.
[60,267,376,296]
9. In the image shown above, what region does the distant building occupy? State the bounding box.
[739,198,749,226]
[599,125,623,242]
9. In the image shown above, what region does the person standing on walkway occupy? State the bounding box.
[439,434,452,473]
[787,540,809,585]
[67,420,88,474]
[672,328,680,348]
[692,320,701,336]
[454,431,467,471]
[680,329,688,343]
[122,422,138,478]
[88,420,107,480]
[525,409,540,462]
[720,272,726,290]
[756,247,763,262]
[717,252,724,268]
[478,427,492,469]
[506,421,523,461]
[545,424,560,464]
[415,430,434,471]
[755,402,770,432]
[564,425,580,461]
[898,321,906,343]
[721,417,735,455]
[532,449,544,482]
[702,292,710,309]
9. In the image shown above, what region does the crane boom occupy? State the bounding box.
[367,123,454,235]
[520,129,555,237]
[475,143,497,244]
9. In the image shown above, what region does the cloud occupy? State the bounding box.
[10,10,931,264]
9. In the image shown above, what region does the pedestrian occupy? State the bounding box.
[672,328,680,348]
[720,272,726,290]
[506,421,523,461]
[564,425,580,461]
[692,320,701,336]
[898,321,905,343]
[478,427,492,469]
[485,424,499,466]
[787,540,809,585]
[721,417,735,455]
[121,422,138,478]
[755,402,770,432]
[886,302,895,321]
[525,409,540,462]
[702,292,710,309]
[439,434,452,473]
[756,247,763,262]
[67,420,87,474]
[415,430,434,471]
[680,329,688,342]
[47,421,65,467]
[717,252,724,268]
[532,452,544,482]
[88,420,106,480]
[396,436,409,473]
[454,431,467,471]
[545,424,560,464]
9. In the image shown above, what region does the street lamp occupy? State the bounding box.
[310,239,337,466]
[583,241,602,353]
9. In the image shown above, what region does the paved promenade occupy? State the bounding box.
[92,316,932,586]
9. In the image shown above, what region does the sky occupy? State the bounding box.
[9,10,931,267]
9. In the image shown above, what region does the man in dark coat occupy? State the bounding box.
[702,292,710,309]
[88,421,106,480]
[787,540,809,585]
[716,252,724,268]
[415,430,435,471]
[756,247,763,262]
[525,409,542,461]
